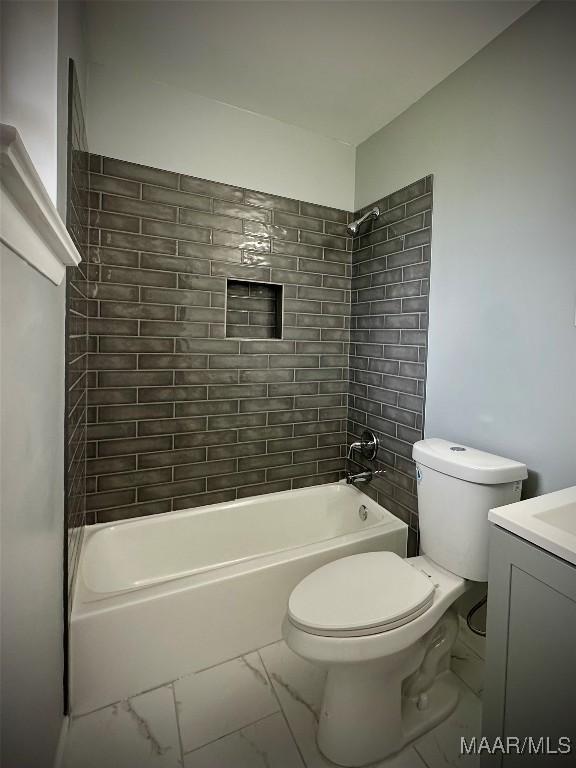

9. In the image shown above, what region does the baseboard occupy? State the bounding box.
[53,716,69,768]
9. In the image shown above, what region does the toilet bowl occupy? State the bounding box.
[283,438,528,766]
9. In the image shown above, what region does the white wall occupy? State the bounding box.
[86,64,356,211]
[0,0,59,203]
[356,0,576,496]
[0,2,87,765]
[0,247,66,766]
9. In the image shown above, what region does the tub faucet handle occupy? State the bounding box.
[347,430,380,462]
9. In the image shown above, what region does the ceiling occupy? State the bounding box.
[86,0,535,146]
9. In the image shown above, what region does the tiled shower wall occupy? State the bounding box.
[347,177,432,539]
[86,156,351,522]
[65,61,90,603]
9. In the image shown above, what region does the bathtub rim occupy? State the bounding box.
[73,482,408,614]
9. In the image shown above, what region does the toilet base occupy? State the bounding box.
[315,610,460,767]
[318,670,460,767]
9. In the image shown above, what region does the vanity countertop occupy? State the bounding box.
[488,485,576,567]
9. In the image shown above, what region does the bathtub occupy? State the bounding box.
[71,482,407,714]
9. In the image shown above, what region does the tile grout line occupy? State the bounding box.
[257,647,308,768]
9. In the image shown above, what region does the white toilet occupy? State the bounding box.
[283,438,527,766]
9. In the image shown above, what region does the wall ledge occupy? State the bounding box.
[0,124,80,285]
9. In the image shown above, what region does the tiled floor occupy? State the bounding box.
[63,633,484,768]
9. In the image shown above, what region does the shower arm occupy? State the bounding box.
[347,206,380,236]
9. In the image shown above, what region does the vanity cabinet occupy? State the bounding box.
[482,525,576,767]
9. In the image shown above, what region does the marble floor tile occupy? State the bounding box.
[183,712,304,768]
[259,640,329,768]
[451,637,485,698]
[63,685,182,768]
[414,679,482,768]
[175,651,279,754]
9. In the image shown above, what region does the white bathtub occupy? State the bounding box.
[71,482,407,714]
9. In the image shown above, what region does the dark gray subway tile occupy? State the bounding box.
[209,354,268,369]
[272,240,322,259]
[98,435,173,457]
[86,489,135,511]
[177,242,240,263]
[101,266,177,288]
[98,467,172,492]
[174,430,237,449]
[243,221,298,241]
[97,500,171,523]
[238,453,292,471]
[266,436,316,453]
[268,408,318,425]
[387,179,427,208]
[90,174,140,198]
[404,229,431,248]
[86,455,136,476]
[178,274,226,292]
[99,337,174,354]
[213,200,272,223]
[207,441,266,461]
[174,458,236,481]
[274,210,323,233]
[175,369,238,385]
[138,386,207,403]
[212,230,270,252]
[139,321,211,338]
[207,470,266,491]
[243,189,299,213]
[172,490,236,511]
[100,300,175,321]
[139,478,206,502]
[175,400,238,417]
[138,416,207,436]
[142,184,212,212]
[101,231,177,256]
[99,403,172,423]
[299,258,347,277]
[102,194,177,223]
[103,157,178,189]
[176,339,239,354]
[180,175,244,202]
[208,413,266,430]
[238,425,292,442]
[138,447,207,469]
[90,210,140,234]
[140,287,211,307]
[300,201,347,224]
[299,231,348,251]
[142,219,212,244]
[138,354,209,370]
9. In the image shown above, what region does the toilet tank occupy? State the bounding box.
[413,439,527,581]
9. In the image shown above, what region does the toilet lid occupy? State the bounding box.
[288,552,435,637]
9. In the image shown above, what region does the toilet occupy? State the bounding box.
[283,438,527,766]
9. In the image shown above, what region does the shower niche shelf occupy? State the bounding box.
[225,279,283,339]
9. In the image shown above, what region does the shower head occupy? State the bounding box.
[346,206,380,236]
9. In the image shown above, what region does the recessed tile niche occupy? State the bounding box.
[225,280,283,339]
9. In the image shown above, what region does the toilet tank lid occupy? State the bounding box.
[413,438,527,484]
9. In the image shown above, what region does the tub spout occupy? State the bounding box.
[346,469,385,486]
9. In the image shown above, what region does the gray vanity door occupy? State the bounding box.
[482,525,576,767]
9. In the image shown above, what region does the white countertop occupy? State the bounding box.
[489,485,576,567]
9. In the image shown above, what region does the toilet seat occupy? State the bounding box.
[288,552,436,638]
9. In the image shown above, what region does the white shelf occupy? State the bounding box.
[0,123,81,285]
